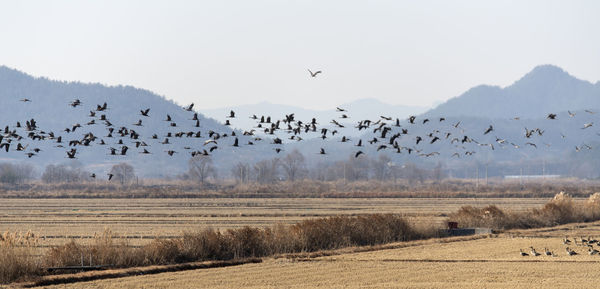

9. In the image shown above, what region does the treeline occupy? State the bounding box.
[0,162,137,185]
[0,150,597,196]
[0,150,443,186]
[189,149,443,185]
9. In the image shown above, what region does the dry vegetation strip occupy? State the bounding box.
[4,192,600,286]
[44,220,600,289]
[0,197,547,248]
[2,179,600,198]
[38,234,600,289]
[1,214,436,284]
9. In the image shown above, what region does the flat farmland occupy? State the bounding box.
[0,197,550,247]
[41,221,600,289]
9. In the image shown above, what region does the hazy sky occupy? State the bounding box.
[1,1,598,110]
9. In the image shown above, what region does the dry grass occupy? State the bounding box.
[0,214,437,284]
[0,231,42,284]
[4,193,600,285]
[449,192,600,230]
[0,197,547,249]
[36,221,600,289]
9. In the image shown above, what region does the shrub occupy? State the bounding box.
[45,228,139,268]
[449,192,600,230]
[292,214,415,251]
[0,231,41,284]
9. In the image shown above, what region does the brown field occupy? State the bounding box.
[33,221,600,289]
[0,198,551,248]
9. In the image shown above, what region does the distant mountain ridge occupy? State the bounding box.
[0,65,235,177]
[200,98,428,138]
[425,65,600,119]
[1,64,599,179]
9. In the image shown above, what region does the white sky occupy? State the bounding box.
[0,0,598,110]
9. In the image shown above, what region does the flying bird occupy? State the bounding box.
[96,102,108,111]
[140,108,150,117]
[484,125,494,135]
[66,149,77,159]
[70,99,82,107]
[308,69,322,77]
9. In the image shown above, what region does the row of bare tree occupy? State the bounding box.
[0,151,440,185]
[189,150,445,185]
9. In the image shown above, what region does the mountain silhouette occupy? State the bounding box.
[1,64,599,179]
[426,65,600,119]
[0,66,246,177]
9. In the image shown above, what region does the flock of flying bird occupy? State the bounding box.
[5,69,600,180]
[520,236,600,257]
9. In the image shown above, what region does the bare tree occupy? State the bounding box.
[371,154,392,182]
[109,162,135,185]
[0,163,34,184]
[308,161,330,181]
[281,149,306,182]
[402,162,425,185]
[188,155,216,184]
[433,161,446,182]
[42,163,91,183]
[254,158,280,184]
[231,162,251,184]
[345,155,370,181]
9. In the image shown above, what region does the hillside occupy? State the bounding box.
[0,66,266,177]
[1,64,600,179]
[426,65,600,119]
[349,65,600,177]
